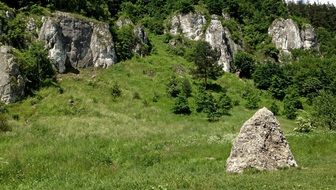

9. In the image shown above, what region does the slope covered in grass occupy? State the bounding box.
[0,35,335,189]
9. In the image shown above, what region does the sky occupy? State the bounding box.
[286,0,336,5]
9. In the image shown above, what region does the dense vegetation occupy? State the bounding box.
[0,0,336,189]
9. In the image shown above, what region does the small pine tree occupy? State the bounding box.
[243,90,260,109]
[195,87,210,113]
[182,78,192,97]
[205,94,220,122]
[172,93,191,115]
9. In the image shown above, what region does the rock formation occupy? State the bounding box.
[169,13,240,72]
[268,18,317,53]
[226,107,297,173]
[39,11,117,73]
[116,18,151,57]
[0,45,25,104]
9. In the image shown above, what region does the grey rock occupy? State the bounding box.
[226,107,298,173]
[0,46,25,104]
[169,13,240,72]
[116,18,151,57]
[301,24,317,50]
[268,18,317,52]
[39,11,117,73]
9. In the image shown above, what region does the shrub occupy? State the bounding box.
[182,78,192,97]
[133,91,141,100]
[0,114,11,132]
[313,91,336,130]
[172,93,191,115]
[294,116,314,133]
[253,62,283,90]
[233,51,255,78]
[166,75,180,98]
[14,42,56,94]
[111,82,122,99]
[243,89,260,109]
[217,92,233,115]
[195,87,210,113]
[270,102,279,115]
[115,25,136,61]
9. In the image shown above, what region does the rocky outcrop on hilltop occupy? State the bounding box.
[169,13,240,72]
[226,107,298,173]
[39,11,117,73]
[268,18,317,53]
[0,45,25,104]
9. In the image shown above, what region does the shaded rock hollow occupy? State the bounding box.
[226,107,298,173]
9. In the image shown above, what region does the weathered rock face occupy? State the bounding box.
[39,11,117,73]
[0,46,25,104]
[116,18,151,57]
[226,107,297,173]
[268,18,317,52]
[169,13,239,72]
[170,13,206,41]
[301,24,317,50]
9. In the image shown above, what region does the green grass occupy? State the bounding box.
[0,35,335,189]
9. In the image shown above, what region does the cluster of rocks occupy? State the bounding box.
[268,18,317,53]
[169,13,240,72]
[226,107,298,173]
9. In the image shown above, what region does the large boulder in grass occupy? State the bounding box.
[226,107,297,173]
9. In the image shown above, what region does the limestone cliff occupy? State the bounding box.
[0,46,25,104]
[169,13,240,72]
[39,11,117,73]
[268,18,317,53]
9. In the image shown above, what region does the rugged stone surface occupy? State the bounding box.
[39,11,117,73]
[116,18,150,57]
[170,13,206,41]
[268,18,317,52]
[0,46,25,104]
[226,107,297,173]
[169,13,240,72]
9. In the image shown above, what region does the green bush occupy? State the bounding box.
[0,114,10,132]
[313,91,336,130]
[233,51,255,78]
[115,25,136,61]
[166,75,181,98]
[111,82,122,99]
[182,78,192,97]
[243,89,260,110]
[217,92,233,116]
[270,102,279,116]
[253,62,283,90]
[172,93,191,115]
[195,87,210,113]
[14,42,56,94]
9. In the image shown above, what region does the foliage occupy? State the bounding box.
[233,51,255,78]
[14,42,56,94]
[270,102,279,116]
[253,62,283,90]
[313,91,336,130]
[195,87,209,113]
[115,25,136,61]
[111,82,122,99]
[172,93,191,115]
[217,92,233,116]
[243,89,260,110]
[191,41,222,87]
[283,88,302,120]
[181,78,192,97]
[294,115,314,133]
[166,75,181,98]
[0,113,10,132]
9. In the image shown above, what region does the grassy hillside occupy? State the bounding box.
[0,35,335,189]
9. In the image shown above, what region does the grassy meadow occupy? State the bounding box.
[0,35,335,189]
